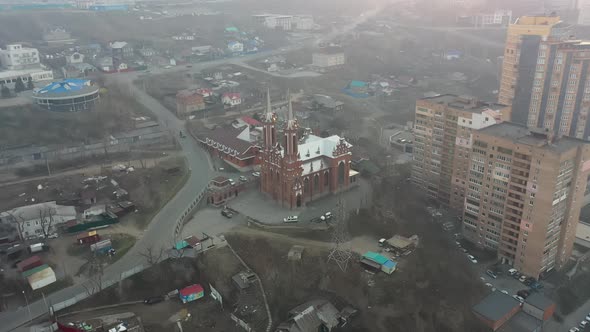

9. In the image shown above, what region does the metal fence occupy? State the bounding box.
[174,187,208,240]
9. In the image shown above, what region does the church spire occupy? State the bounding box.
[262,87,276,149]
[264,88,273,122]
[285,89,297,131]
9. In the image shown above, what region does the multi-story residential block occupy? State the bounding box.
[463,122,590,278]
[312,48,345,69]
[522,40,590,138]
[498,15,566,114]
[0,44,41,70]
[412,95,510,212]
[499,15,590,139]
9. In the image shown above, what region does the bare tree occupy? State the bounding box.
[82,255,106,297]
[38,206,55,239]
[139,246,165,266]
[5,212,26,241]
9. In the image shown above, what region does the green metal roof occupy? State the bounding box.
[350,80,367,88]
[22,264,49,278]
[363,251,389,265]
[175,240,189,250]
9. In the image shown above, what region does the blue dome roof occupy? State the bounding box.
[37,79,92,95]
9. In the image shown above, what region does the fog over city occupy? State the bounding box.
[3,0,590,332]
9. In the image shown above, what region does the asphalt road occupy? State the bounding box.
[0,8,383,329]
[0,37,311,332]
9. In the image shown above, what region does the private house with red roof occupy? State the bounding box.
[196,88,213,97]
[222,92,242,107]
[196,125,261,170]
[176,89,206,118]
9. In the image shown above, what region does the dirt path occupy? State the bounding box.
[0,152,181,187]
[228,225,379,255]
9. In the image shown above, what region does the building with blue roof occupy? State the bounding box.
[32,79,100,112]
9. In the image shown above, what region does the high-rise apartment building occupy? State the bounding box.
[523,40,590,138]
[463,122,590,278]
[498,15,566,114]
[496,16,590,139]
[412,95,510,211]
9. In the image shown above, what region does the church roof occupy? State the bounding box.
[297,135,352,162]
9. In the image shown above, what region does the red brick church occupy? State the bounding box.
[259,91,355,209]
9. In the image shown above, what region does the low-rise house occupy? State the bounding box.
[138,47,156,57]
[0,202,77,239]
[110,41,134,60]
[196,88,213,98]
[65,52,84,64]
[312,94,344,111]
[176,89,206,117]
[61,62,97,78]
[222,92,242,107]
[276,299,341,332]
[227,41,244,54]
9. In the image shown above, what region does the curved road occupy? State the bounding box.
[0,42,310,332]
[0,8,383,329]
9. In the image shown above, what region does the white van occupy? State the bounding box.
[283,216,298,223]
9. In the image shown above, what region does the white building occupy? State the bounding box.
[253,14,293,30]
[227,41,244,53]
[0,202,76,239]
[293,15,314,30]
[579,0,590,25]
[0,44,41,70]
[222,92,242,106]
[312,49,345,68]
[66,52,85,64]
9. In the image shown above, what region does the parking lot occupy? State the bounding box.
[428,207,548,304]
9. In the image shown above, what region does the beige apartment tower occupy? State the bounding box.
[498,15,563,110]
[463,122,590,278]
[412,95,510,212]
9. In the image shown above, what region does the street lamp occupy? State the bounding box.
[22,290,32,323]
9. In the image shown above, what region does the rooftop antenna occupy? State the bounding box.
[327,196,352,272]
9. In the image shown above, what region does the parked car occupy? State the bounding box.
[144,295,165,305]
[229,179,236,186]
[283,216,298,223]
[467,255,477,264]
[485,283,493,288]
[586,313,590,322]
[519,275,527,283]
[239,176,247,182]
[581,320,588,329]
[500,290,509,295]
[486,270,497,279]
[221,209,233,218]
[517,290,530,299]
[252,171,260,177]
[508,268,517,276]
[512,295,525,303]
[570,327,580,332]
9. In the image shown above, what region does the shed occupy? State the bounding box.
[473,291,521,331]
[27,266,56,290]
[17,256,43,272]
[363,251,389,265]
[359,257,381,272]
[522,293,555,321]
[232,271,257,290]
[179,284,204,303]
[288,245,305,261]
[22,264,49,278]
[381,260,397,274]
